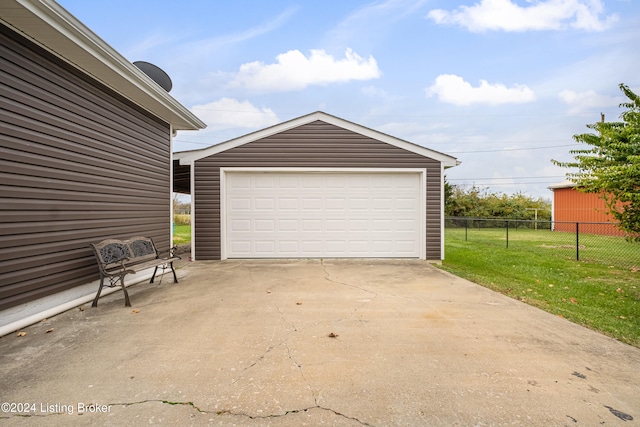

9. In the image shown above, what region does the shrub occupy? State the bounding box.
[173,214,191,225]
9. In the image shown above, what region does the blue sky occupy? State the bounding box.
[58,0,639,198]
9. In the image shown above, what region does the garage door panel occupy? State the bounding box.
[372,198,393,211]
[397,198,418,210]
[278,241,299,253]
[325,240,347,252]
[325,219,347,231]
[349,175,369,189]
[254,198,275,210]
[254,219,275,231]
[278,198,298,210]
[229,175,251,189]
[230,219,251,232]
[278,219,298,231]
[278,176,298,188]
[225,172,422,258]
[396,219,418,231]
[255,175,275,188]
[349,198,369,210]
[326,197,346,210]
[230,198,251,210]
[255,241,276,253]
[230,240,251,254]
[348,219,369,231]
[396,240,418,252]
[301,176,322,189]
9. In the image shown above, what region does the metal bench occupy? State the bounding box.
[90,236,180,307]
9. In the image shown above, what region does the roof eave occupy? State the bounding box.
[0,0,205,131]
[548,180,576,190]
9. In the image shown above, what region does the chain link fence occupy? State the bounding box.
[445,217,640,270]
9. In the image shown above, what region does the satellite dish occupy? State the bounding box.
[133,61,172,92]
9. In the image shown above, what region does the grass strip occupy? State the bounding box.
[172,224,191,246]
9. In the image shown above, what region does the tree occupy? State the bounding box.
[444,182,551,220]
[553,84,640,238]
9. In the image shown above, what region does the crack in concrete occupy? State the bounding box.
[283,338,319,408]
[1,397,374,425]
[122,399,375,426]
[274,304,319,408]
[320,260,378,298]
[221,405,375,425]
[275,305,298,332]
[1,401,375,426]
[231,344,276,384]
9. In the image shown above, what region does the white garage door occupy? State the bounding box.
[223,171,424,259]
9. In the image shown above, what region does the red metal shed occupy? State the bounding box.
[548,181,624,236]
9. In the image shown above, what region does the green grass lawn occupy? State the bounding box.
[172,224,191,246]
[441,228,640,347]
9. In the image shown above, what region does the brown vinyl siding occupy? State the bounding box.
[0,24,172,311]
[193,121,442,260]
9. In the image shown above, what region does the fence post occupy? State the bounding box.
[465,218,468,241]
[575,222,580,261]
[506,220,509,248]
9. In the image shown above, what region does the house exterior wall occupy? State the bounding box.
[553,187,624,236]
[193,120,443,260]
[0,24,172,311]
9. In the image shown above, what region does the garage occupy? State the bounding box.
[174,111,459,261]
[223,169,425,258]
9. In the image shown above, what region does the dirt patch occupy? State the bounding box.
[173,244,191,255]
[540,244,586,250]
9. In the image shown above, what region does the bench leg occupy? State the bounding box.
[92,276,106,307]
[170,262,178,283]
[120,273,131,307]
[150,264,178,284]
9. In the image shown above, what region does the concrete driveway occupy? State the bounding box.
[1,259,638,426]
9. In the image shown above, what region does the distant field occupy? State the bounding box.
[441,227,640,348]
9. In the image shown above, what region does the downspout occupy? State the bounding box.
[170,125,175,247]
[189,160,196,261]
[441,163,445,260]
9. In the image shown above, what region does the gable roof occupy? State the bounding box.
[0,0,205,131]
[175,111,460,167]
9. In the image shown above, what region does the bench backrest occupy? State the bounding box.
[125,236,159,263]
[91,236,159,267]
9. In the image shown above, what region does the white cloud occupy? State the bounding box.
[426,0,617,33]
[190,98,280,130]
[227,48,381,92]
[558,89,623,114]
[426,74,536,106]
